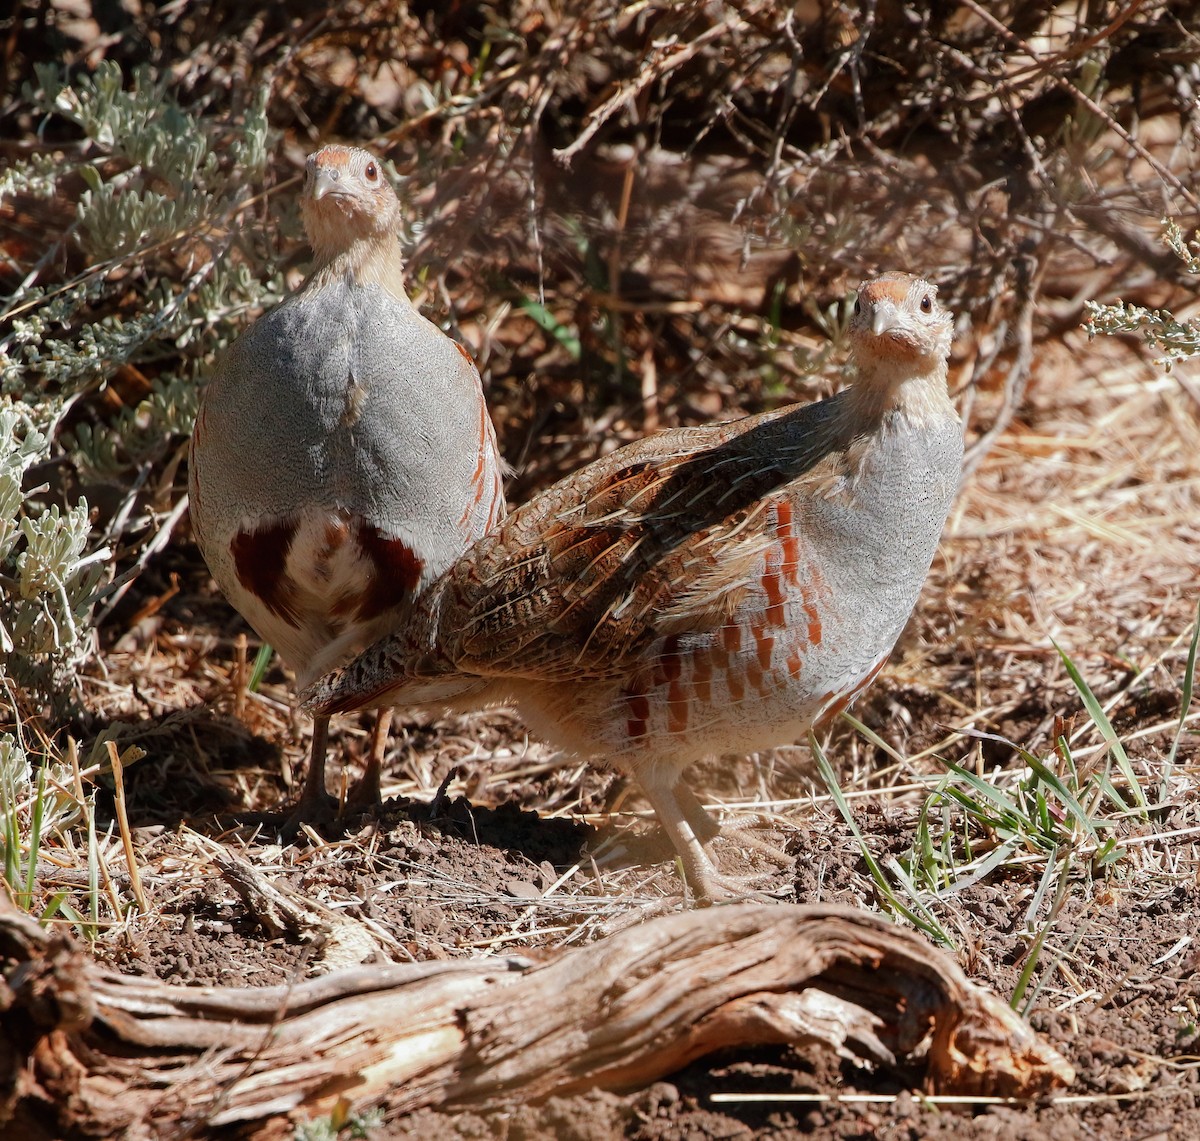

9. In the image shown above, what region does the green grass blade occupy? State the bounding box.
[514,294,581,360]
[23,764,47,901]
[1053,638,1147,812]
[1011,850,1063,1008]
[55,898,96,942]
[86,804,100,935]
[1021,751,1098,842]
[938,782,1028,839]
[809,732,952,947]
[1014,853,1077,1013]
[39,890,68,923]
[840,712,907,764]
[1164,599,1199,782]
[248,642,274,693]
[939,757,1033,824]
[2,768,19,894]
[1086,768,1132,815]
[910,785,949,891]
[934,837,1023,898]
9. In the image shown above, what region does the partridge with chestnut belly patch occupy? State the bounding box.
[190,144,506,824]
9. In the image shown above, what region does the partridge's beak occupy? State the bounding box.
[870,299,901,337]
[310,167,341,202]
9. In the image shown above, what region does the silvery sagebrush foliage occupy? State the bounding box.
[1084,221,1200,368]
[1,60,275,772]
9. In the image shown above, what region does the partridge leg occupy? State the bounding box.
[228,713,338,834]
[276,708,392,823]
[637,775,792,903]
[293,712,337,820]
[674,781,722,845]
[636,770,729,904]
[344,707,393,812]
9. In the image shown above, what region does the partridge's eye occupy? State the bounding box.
[920,294,933,313]
[365,162,378,180]
[853,298,861,316]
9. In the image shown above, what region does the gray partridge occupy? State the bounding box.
[304,272,961,896]
[189,144,506,823]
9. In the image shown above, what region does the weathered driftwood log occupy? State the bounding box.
[0,894,1071,1138]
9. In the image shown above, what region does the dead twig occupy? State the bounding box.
[961,250,1044,480]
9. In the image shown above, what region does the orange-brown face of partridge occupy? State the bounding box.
[849,271,953,372]
[299,145,402,264]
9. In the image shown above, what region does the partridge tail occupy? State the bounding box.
[303,667,489,716]
[301,634,487,716]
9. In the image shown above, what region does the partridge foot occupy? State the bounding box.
[675,781,793,867]
[222,714,340,837]
[636,775,794,904]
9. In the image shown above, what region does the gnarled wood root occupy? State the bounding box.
[0,895,1071,1138]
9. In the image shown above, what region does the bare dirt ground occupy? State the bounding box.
[5,3,1200,1138]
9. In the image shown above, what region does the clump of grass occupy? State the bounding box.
[816,608,1199,1003]
[0,728,153,940]
[1,736,91,934]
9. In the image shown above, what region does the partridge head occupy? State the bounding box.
[190,143,506,824]
[306,272,961,898]
[301,146,400,268]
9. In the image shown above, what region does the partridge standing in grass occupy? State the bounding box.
[305,273,961,897]
[190,145,506,824]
